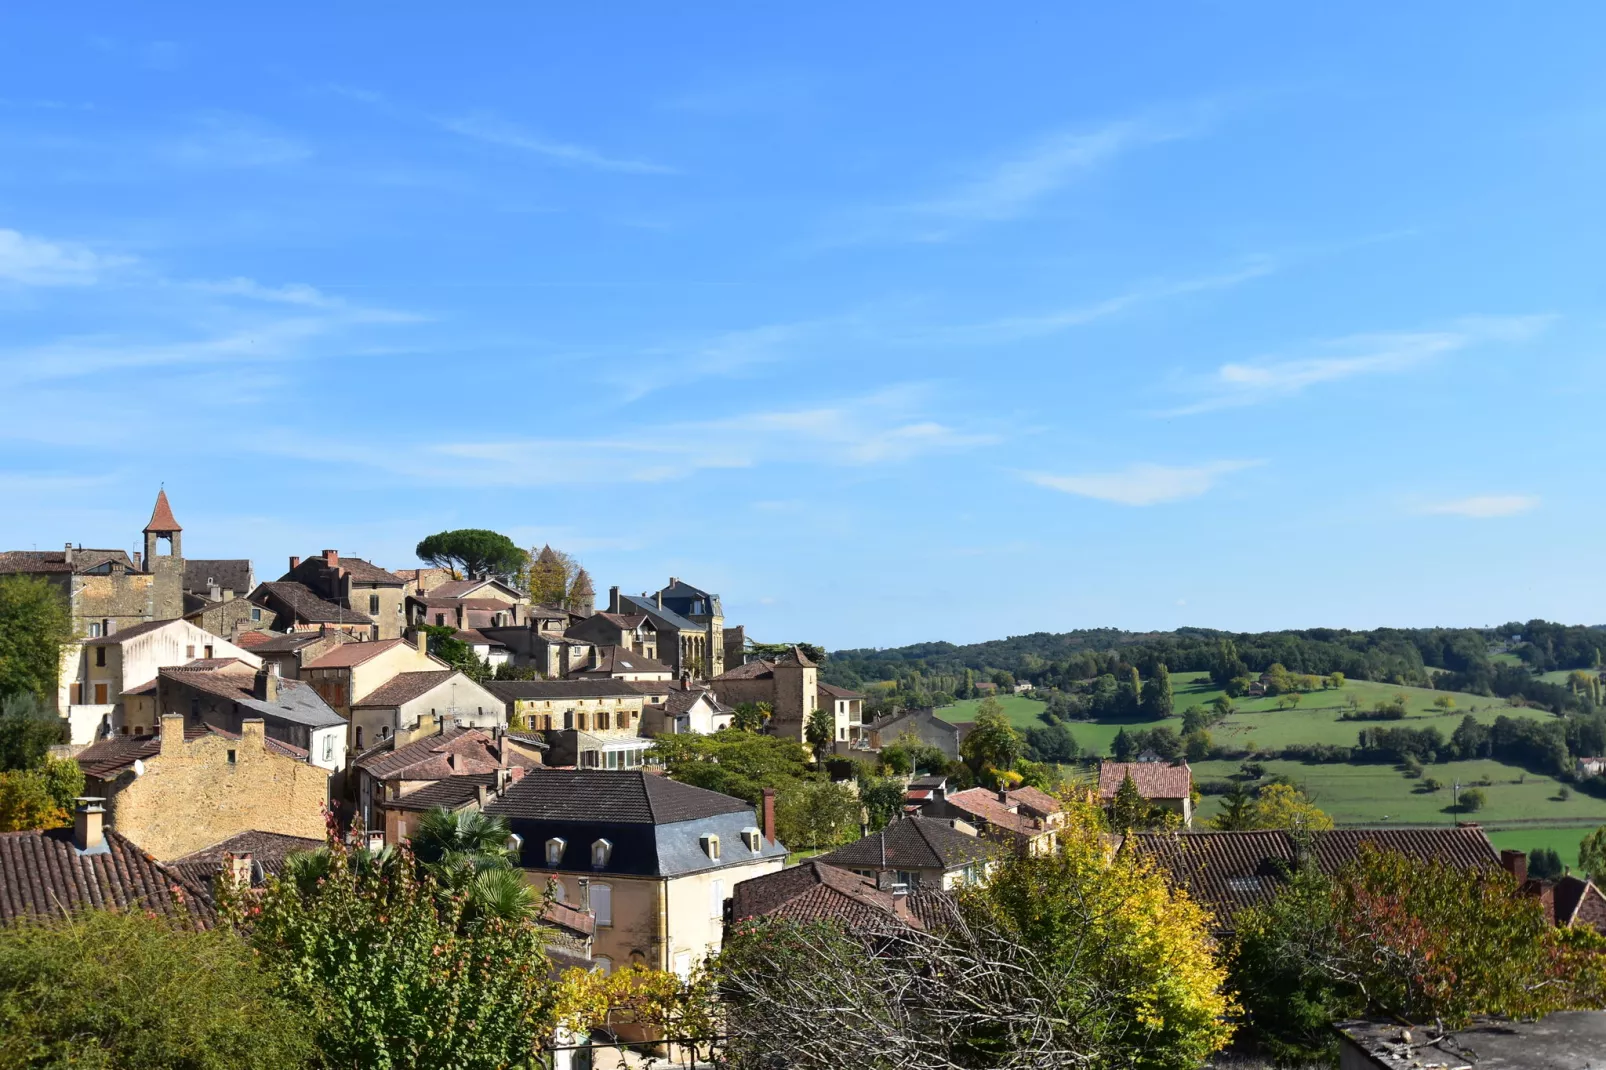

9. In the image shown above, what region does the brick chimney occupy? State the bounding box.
[1501,849,1528,885]
[254,664,278,702]
[323,549,339,570]
[289,555,300,572]
[761,787,777,845]
[73,797,106,851]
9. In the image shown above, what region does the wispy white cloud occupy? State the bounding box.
[1419,495,1540,518]
[1024,460,1261,506]
[440,113,678,175]
[912,259,1276,345]
[0,228,132,286]
[256,386,995,487]
[613,321,818,401]
[183,276,423,323]
[1166,314,1555,415]
[166,112,310,168]
[833,104,1218,245]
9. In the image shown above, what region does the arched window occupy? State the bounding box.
[591,839,612,869]
[545,837,566,868]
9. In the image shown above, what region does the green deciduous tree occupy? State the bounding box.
[1457,786,1487,813]
[652,730,814,805]
[959,698,1023,782]
[0,575,74,703]
[1581,825,1606,883]
[0,908,314,1070]
[415,529,527,581]
[1141,663,1174,719]
[775,779,861,849]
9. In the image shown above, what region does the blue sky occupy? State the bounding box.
[2,4,1603,649]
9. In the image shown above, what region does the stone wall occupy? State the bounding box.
[98,714,330,860]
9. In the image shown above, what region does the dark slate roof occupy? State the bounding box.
[387,773,497,812]
[818,817,998,873]
[486,679,651,702]
[486,769,749,825]
[1336,1010,1606,1070]
[249,631,341,653]
[183,559,252,595]
[729,861,921,933]
[1124,827,1501,933]
[335,557,406,585]
[570,646,672,678]
[0,829,213,926]
[350,670,455,708]
[252,581,373,624]
[621,594,700,633]
[169,830,323,888]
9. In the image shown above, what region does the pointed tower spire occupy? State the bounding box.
[567,567,595,617]
[143,489,181,533]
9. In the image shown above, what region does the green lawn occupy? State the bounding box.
[1190,758,1606,827]
[936,694,1047,728]
[1486,826,1598,876]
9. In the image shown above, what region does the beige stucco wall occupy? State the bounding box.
[96,715,330,860]
[510,694,645,733]
[350,582,407,640]
[305,641,440,713]
[537,855,781,974]
[350,673,506,749]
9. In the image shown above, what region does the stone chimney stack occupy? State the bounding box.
[1501,849,1528,885]
[226,853,253,890]
[209,581,222,603]
[761,787,777,845]
[609,586,621,613]
[254,664,278,702]
[160,713,186,758]
[240,718,266,756]
[63,542,74,567]
[414,629,428,654]
[578,876,591,912]
[476,783,489,807]
[73,797,106,852]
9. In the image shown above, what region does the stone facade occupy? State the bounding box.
[282,550,408,640]
[87,714,330,861]
[710,647,819,743]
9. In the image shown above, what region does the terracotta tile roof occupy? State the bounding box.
[818,816,997,873]
[254,581,374,625]
[350,670,455,708]
[1005,786,1061,816]
[1123,827,1501,933]
[942,787,1059,840]
[1099,761,1192,800]
[0,549,137,575]
[729,861,928,933]
[352,727,537,781]
[0,829,213,926]
[486,768,749,825]
[387,773,498,812]
[234,630,274,648]
[304,637,407,668]
[334,557,405,585]
[774,645,816,668]
[77,725,308,779]
[817,682,864,700]
[143,489,181,532]
[169,830,324,888]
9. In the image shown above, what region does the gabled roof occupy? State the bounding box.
[486,768,749,825]
[328,556,405,585]
[248,631,346,653]
[942,787,1058,839]
[0,829,213,926]
[234,631,274,648]
[144,489,181,532]
[1555,875,1606,932]
[387,773,498,812]
[304,637,408,669]
[353,727,538,781]
[159,665,345,729]
[183,559,251,595]
[1123,827,1501,933]
[350,670,456,708]
[252,581,374,624]
[571,646,672,678]
[169,830,324,888]
[620,594,700,633]
[422,578,527,601]
[1099,761,1192,800]
[729,860,923,933]
[713,658,775,682]
[817,682,864,700]
[0,549,138,576]
[818,816,996,872]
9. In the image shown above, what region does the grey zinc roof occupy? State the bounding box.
[819,817,997,873]
[486,768,750,824]
[160,666,346,729]
[621,594,700,633]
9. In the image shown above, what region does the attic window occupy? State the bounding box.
[545,837,566,868]
[591,839,613,869]
[700,833,721,861]
[227,749,237,764]
[741,827,763,853]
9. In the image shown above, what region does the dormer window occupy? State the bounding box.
[700,833,721,861]
[591,839,613,869]
[741,827,763,853]
[545,837,566,868]
[506,832,524,855]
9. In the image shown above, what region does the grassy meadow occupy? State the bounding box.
[931,671,1603,842]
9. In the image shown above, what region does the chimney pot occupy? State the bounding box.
[73,797,106,852]
[64,542,74,566]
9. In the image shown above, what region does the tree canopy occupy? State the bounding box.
[414,529,527,581]
[0,575,74,702]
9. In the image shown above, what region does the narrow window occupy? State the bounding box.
[95,647,106,667]
[227,749,237,764]
[321,735,334,762]
[710,877,724,919]
[89,623,101,638]
[435,613,445,625]
[204,645,213,659]
[185,645,195,659]
[369,594,380,615]
[546,837,566,867]
[355,727,364,750]
[592,882,612,925]
[700,834,720,861]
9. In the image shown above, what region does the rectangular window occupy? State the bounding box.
[95,647,106,667]
[185,645,196,659]
[592,883,612,926]
[89,623,101,638]
[204,645,213,659]
[710,877,724,919]
[227,749,237,764]
[369,594,380,615]
[321,735,334,762]
[70,683,81,704]
[673,952,692,981]
[596,710,610,731]
[251,607,262,621]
